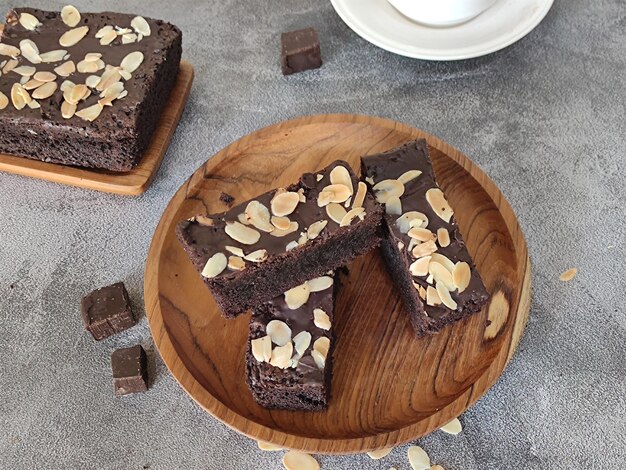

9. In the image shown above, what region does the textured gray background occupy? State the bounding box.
[0,0,624,469]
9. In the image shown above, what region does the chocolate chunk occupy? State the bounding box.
[219,191,235,206]
[111,345,148,396]
[81,282,136,340]
[280,27,322,75]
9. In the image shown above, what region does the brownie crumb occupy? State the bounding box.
[81,282,136,340]
[111,345,149,396]
[281,27,322,75]
[219,191,235,206]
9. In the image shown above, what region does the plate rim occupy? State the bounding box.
[144,113,531,453]
[329,0,554,60]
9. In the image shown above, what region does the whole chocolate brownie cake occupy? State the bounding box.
[0,6,182,171]
[246,272,339,410]
[177,160,383,318]
[361,139,490,336]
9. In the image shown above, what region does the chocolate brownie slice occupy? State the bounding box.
[246,272,338,410]
[0,7,182,171]
[361,139,490,336]
[177,160,383,318]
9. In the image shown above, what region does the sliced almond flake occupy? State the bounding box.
[270,216,291,230]
[313,336,330,357]
[398,169,422,184]
[418,284,427,300]
[76,59,101,74]
[311,349,326,370]
[122,33,138,44]
[244,249,268,263]
[307,276,333,292]
[435,227,451,246]
[193,215,214,226]
[344,196,352,208]
[31,81,57,100]
[429,262,455,291]
[0,91,8,110]
[426,285,441,306]
[236,213,249,225]
[19,39,41,64]
[22,79,44,90]
[244,200,274,232]
[386,196,402,215]
[59,26,89,48]
[340,207,365,227]
[115,27,133,35]
[426,188,453,223]
[54,60,75,77]
[398,241,405,250]
[282,451,320,470]
[2,59,19,73]
[224,221,260,245]
[269,221,298,237]
[559,268,577,282]
[412,239,438,258]
[19,12,41,31]
[297,188,306,203]
[61,5,81,28]
[0,44,20,59]
[270,191,300,216]
[33,71,56,83]
[293,331,312,356]
[408,227,436,242]
[396,211,429,233]
[100,29,118,46]
[452,262,471,292]
[250,335,272,362]
[440,417,462,435]
[12,65,36,76]
[39,49,68,63]
[326,203,347,224]
[317,183,352,207]
[118,68,132,81]
[256,441,283,452]
[201,252,227,278]
[224,245,244,257]
[366,447,393,459]
[436,282,458,310]
[307,220,328,239]
[269,342,293,369]
[297,232,308,245]
[266,320,292,346]
[68,83,88,104]
[131,16,151,36]
[313,308,331,330]
[284,283,310,310]
[408,445,431,470]
[430,253,455,273]
[330,165,353,195]
[227,255,245,271]
[352,181,367,209]
[27,99,40,109]
[409,256,431,277]
[95,25,114,39]
[120,51,144,73]
[373,179,404,204]
[118,90,128,99]
[84,52,103,62]
[286,241,299,251]
[316,174,323,182]
[10,83,30,110]
[61,100,76,119]
[75,103,103,122]
[60,80,75,92]
[99,82,124,106]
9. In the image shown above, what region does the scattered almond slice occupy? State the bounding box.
[409,256,431,277]
[559,268,577,282]
[340,207,365,227]
[61,5,81,27]
[430,253,455,273]
[352,181,367,209]
[285,241,299,251]
[77,59,101,74]
[398,169,422,184]
[27,99,40,109]
[244,200,274,232]
[307,276,333,292]
[412,239,438,258]
[429,262,455,291]
[131,16,151,36]
[95,25,114,39]
[85,74,101,88]
[22,79,44,90]
[224,245,245,257]
[266,320,292,346]
[227,255,245,271]
[373,179,404,203]
[59,26,89,47]
[426,188,453,223]
[271,216,292,231]
[317,184,352,206]
[452,262,471,292]
[396,211,429,233]
[33,71,56,83]
[0,44,21,58]
[284,283,310,310]
[97,69,121,91]
[439,417,462,435]
[408,445,431,470]
[270,342,293,369]
[408,227,435,242]
[256,441,283,451]
[293,331,312,356]
[366,447,393,459]
[326,203,347,224]
[60,80,75,92]
[19,39,41,64]
[100,29,118,46]
[120,51,144,73]
[0,91,8,110]
[313,337,330,360]
[60,101,76,119]
[39,49,68,63]
[307,220,328,239]
[271,191,300,216]
[54,60,76,77]
[225,221,261,245]
[122,33,138,44]
[386,196,402,215]
[2,59,19,73]
[313,308,331,330]
[282,451,320,470]
[311,349,326,370]
[244,249,268,263]
[201,252,227,278]
[437,228,450,247]
[12,65,36,76]
[426,285,441,306]
[330,165,353,195]
[10,83,30,110]
[19,12,41,31]
[69,83,88,104]
[31,81,57,100]
[269,221,299,237]
[251,335,272,362]
[436,282,458,310]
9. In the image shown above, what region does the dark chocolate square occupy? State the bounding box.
[111,345,148,396]
[81,282,136,341]
[281,27,322,75]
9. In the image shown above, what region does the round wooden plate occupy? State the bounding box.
[145,114,531,454]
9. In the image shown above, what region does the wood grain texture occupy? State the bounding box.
[144,114,531,454]
[0,22,193,196]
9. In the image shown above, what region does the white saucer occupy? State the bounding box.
[330,0,554,61]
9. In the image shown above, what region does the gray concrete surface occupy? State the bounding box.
[1,0,625,468]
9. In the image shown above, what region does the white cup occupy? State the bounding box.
[387,0,498,26]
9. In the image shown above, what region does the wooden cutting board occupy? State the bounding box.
[144,114,531,454]
[0,24,194,195]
